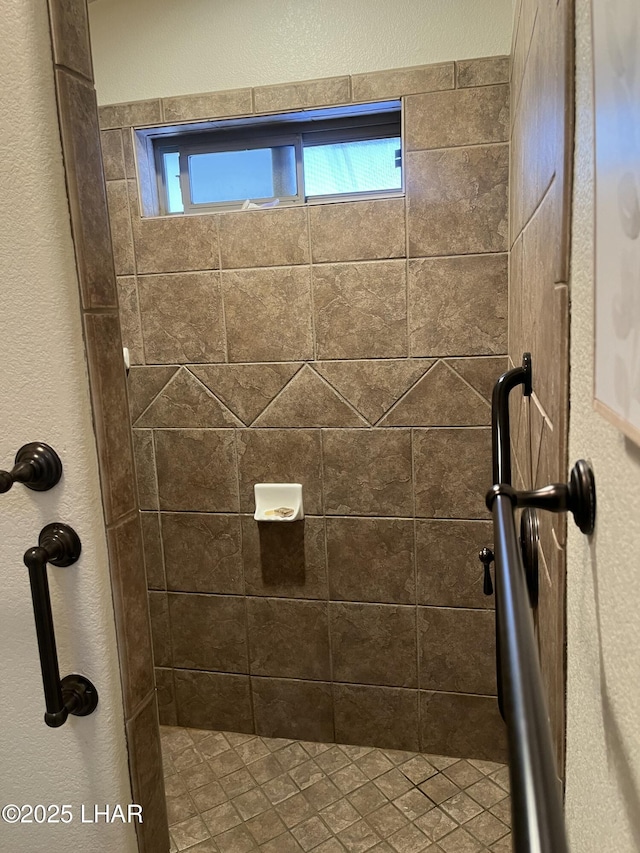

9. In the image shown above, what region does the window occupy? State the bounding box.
[150,101,402,214]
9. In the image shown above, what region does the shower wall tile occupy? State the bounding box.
[419,692,507,762]
[416,519,493,609]
[247,598,331,681]
[126,693,171,853]
[236,429,323,514]
[174,669,254,732]
[405,85,509,151]
[56,70,118,308]
[219,206,309,268]
[149,591,172,668]
[162,512,243,594]
[330,603,418,687]
[241,515,328,600]
[334,684,420,752]
[106,180,135,275]
[107,513,155,716]
[48,0,93,80]
[98,99,162,130]
[254,76,350,113]
[163,88,253,122]
[101,129,125,180]
[326,517,415,603]
[133,213,219,274]
[141,511,165,590]
[407,144,509,257]
[413,428,492,518]
[252,677,335,742]
[408,254,508,357]
[351,63,454,101]
[169,592,248,672]
[456,56,510,88]
[418,607,496,695]
[83,312,137,523]
[313,261,407,359]
[99,59,510,763]
[132,429,158,510]
[138,272,226,363]
[309,198,406,263]
[222,266,313,362]
[322,429,413,516]
[155,429,239,512]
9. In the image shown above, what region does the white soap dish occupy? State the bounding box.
[254,483,304,522]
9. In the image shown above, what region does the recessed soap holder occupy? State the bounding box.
[254,483,304,522]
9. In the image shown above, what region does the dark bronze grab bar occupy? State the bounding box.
[485,353,596,853]
[0,442,62,493]
[23,523,98,727]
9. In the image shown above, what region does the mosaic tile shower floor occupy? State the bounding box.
[162,726,511,852]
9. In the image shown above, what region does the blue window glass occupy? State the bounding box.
[188,146,297,205]
[303,137,401,196]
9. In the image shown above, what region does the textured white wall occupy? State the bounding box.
[88,0,512,104]
[0,3,136,851]
[565,0,640,849]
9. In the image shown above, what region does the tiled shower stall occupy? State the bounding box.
[101,57,510,763]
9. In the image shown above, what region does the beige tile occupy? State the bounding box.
[409,254,508,356]
[420,692,507,763]
[309,199,405,263]
[222,267,313,362]
[83,312,137,523]
[407,145,509,256]
[133,213,219,274]
[219,206,309,268]
[138,272,226,363]
[330,603,417,688]
[292,815,332,850]
[246,808,287,844]
[162,512,243,594]
[418,607,496,695]
[446,357,509,403]
[413,428,491,518]
[149,590,171,667]
[174,670,253,732]
[254,76,350,113]
[456,56,510,88]
[136,368,240,427]
[327,518,415,604]
[56,71,117,307]
[236,429,323,514]
[122,127,137,178]
[313,261,407,359]
[127,696,171,852]
[192,363,300,425]
[315,360,434,425]
[323,429,412,516]
[241,515,328,600]
[352,63,454,101]
[417,520,493,608]
[252,677,334,743]
[155,429,239,512]
[49,0,93,79]
[254,366,367,427]
[247,599,330,680]
[101,129,125,180]
[163,88,253,122]
[405,85,509,150]
[334,685,419,753]
[380,360,490,426]
[98,99,162,129]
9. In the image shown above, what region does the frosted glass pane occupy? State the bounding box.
[163,151,183,213]
[303,137,401,196]
[188,146,296,204]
